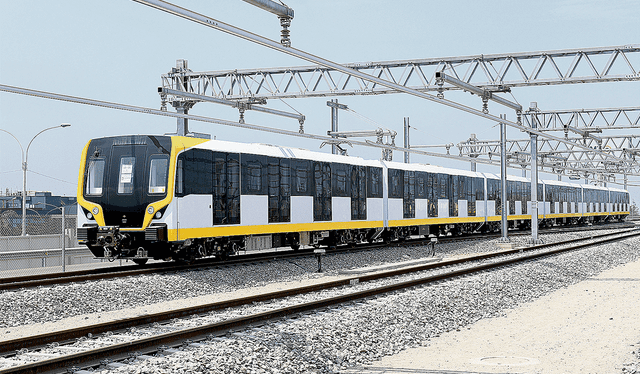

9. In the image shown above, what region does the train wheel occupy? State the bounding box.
[291,244,300,250]
[133,258,148,265]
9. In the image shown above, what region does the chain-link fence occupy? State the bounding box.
[0,212,107,278]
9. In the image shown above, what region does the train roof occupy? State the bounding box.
[173,136,629,194]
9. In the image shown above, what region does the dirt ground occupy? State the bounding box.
[345,258,640,374]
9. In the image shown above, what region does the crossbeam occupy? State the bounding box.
[160,45,640,101]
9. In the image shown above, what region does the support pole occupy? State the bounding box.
[529,103,543,244]
[404,117,410,163]
[331,99,338,155]
[499,114,510,244]
[61,207,66,272]
[174,102,194,136]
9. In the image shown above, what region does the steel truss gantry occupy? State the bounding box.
[160,45,640,102]
[523,107,640,132]
[457,133,640,180]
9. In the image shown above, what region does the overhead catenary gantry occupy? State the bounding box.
[159,44,640,102]
[141,0,639,186]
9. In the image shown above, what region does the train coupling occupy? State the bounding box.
[96,226,131,251]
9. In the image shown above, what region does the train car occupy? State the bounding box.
[77,134,630,263]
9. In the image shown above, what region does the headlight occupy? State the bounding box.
[147,206,155,214]
[86,212,93,220]
[92,207,99,215]
[155,211,163,219]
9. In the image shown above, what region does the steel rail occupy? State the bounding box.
[0,223,630,291]
[1,227,636,373]
[131,0,629,164]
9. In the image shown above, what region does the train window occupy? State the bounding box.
[241,154,267,195]
[213,153,227,225]
[404,170,415,218]
[292,159,312,196]
[246,162,262,192]
[85,159,105,196]
[117,157,136,195]
[437,174,448,199]
[388,169,404,199]
[351,165,367,220]
[332,163,351,197]
[227,154,240,224]
[178,149,214,196]
[212,152,241,225]
[367,167,383,198]
[474,177,484,200]
[427,173,436,217]
[314,162,332,221]
[148,157,169,194]
[176,159,183,196]
[268,157,291,223]
[416,172,427,199]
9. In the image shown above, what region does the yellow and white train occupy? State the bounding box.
[76,135,630,263]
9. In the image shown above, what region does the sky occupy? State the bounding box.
[0,1,639,202]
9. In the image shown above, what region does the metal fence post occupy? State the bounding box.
[61,207,66,272]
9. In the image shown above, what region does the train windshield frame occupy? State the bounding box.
[85,159,105,196]
[148,156,170,194]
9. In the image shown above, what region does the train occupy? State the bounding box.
[76,134,630,264]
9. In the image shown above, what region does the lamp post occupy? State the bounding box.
[0,124,71,236]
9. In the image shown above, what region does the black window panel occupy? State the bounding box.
[213,152,227,225]
[177,149,213,196]
[403,170,415,218]
[467,176,476,217]
[241,154,267,195]
[427,173,437,217]
[366,166,383,198]
[227,154,240,224]
[292,159,312,196]
[332,163,351,197]
[313,162,332,221]
[267,157,291,223]
[416,172,427,199]
[437,174,448,199]
[487,179,501,215]
[388,169,404,199]
[351,165,367,220]
[475,177,485,201]
[449,175,459,217]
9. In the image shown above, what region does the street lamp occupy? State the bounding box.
[0,123,71,236]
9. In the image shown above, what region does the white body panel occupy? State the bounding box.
[332,196,351,222]
[240,195,268,226]
[554,202,560,214]
[177,195,213,229]
[291,196,313,224]
[487,200,496,217]
[367,198,384,222]
[476,201,486,218]
[458,200,468,218]
[416,198,427,219]
[388,198,404,221]
[438,199,449,218]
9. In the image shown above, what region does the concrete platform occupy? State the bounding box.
[344,258,640,373]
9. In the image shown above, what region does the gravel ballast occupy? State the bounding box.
[1,229,639,373]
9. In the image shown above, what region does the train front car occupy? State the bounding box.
[76,135,203,264]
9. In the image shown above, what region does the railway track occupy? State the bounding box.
[0,223,633,291]
[0,226,637,374]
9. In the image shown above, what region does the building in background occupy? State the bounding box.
[0,190,77,236]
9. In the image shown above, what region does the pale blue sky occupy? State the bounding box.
[1,1,639,200]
